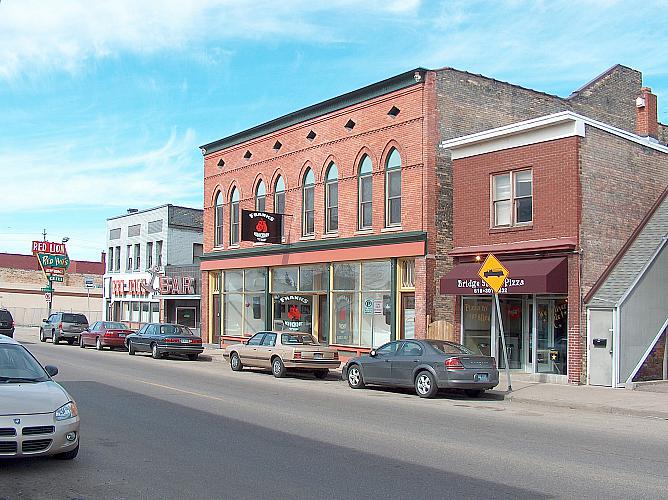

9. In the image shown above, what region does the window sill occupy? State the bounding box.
[489,224,533,234]
[299,235,316,241]
[321,232,339,239]
[381,226,403,233]
[228,244,240,249]
[212,245,224,251]
[355,229,374,235]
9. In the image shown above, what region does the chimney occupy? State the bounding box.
[635,87,658,138]
[101,251,106,266]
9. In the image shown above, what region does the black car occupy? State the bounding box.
[342,339,499,398]
[0,308,15,338]
[125,323,203,360]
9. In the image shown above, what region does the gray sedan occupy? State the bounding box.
[342,339,499,398]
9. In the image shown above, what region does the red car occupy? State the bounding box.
[80,321,133,350]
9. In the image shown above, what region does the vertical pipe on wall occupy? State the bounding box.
[391,258,397,341]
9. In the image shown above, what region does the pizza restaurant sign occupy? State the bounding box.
[456,277,526,295]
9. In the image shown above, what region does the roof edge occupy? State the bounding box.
[106,204,203,222]
[200,68,428,155]
[584,186,668,304]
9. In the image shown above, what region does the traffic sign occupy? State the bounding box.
[478,254,509,294]
[363,298,373,314]
[48,275,64,283]
[41,286,53,292]
[44,292,52,303]
[84,276,95,288]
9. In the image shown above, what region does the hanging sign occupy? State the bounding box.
[241,210,283,244]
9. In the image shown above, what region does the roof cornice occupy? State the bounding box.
[200,68,428,155]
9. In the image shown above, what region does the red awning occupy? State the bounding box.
[440,257,568,295]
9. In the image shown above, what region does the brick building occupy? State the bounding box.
[199,64,667,375]
[0,252,105,326]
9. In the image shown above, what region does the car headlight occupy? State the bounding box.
[55,401,78,421]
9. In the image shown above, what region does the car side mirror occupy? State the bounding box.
[369,349,377,357]
[45,365,58,377]
[42,318,47,323]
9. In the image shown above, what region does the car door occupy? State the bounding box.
[239,333,265,367]
[362,341,399,384]
[257,332,277,368]
[46,314,58,338]
[391,341,424,387]
[135,324,151,350]
[86,322,99,345]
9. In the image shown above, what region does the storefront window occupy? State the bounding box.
[141,302,150,323]
[462,297,492,355]
[132,302,140,322]
[224,293,243,336]
[333,293,358,345]
[244,293,265,334]
[271,266,298,292]
[299,264,327,292]
[498,298,524,369]
[224,270,243,292]
[151,302,160,323]
[245,268,266,292]
[223,268,267,337]
[333,263,360,291]
[535,298,568,375]
[273,295,312,333]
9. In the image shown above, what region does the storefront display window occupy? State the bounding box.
[151,302,160,323]
[273,295,312,333]
[223,268,267,337]
[333,263,360,291]
[141,302,150,323]
[299,264,327,292]
[271,266,298,292]
[333,292,358,345]
[462,297,492,355]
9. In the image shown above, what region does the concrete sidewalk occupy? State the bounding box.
[490,374,668,419]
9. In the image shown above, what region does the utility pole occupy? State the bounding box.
[42,229,47,241]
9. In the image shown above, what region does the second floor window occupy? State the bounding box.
[126,245,132,271]
[274,176,285,238]
[358,155,373,229]
[156,240,163,267]
[230,187,240,245]
[385,148,402,227]
[108,247,114,272]
[214,191,224,247]
[255,180,266,212]
[134,244,140,270]
[325,163,338,233]
[492,169,533,227]
[146,242,153,269]
[302,168,315,236]
[115,246,120,271]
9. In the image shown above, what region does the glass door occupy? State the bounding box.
[497,298,524,369]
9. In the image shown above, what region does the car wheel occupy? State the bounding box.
[79,336,85,348]
[271,357,286,378]
[54,443,79,460]
[415,370,438,398]
[40,329,46,342]
[187,353,198,361]
[313,369,329,380]
[128,340,135,355]
[230,352,243,371]
[96,337,103,351]
[465,389,485,398]
[53,331,59,344]
[347,364,365,389]
[151,343,161,359]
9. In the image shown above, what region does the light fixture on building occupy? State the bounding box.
[475,255,481,261]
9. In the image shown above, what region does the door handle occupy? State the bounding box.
[413,359,419,363]
[385,359,391,362]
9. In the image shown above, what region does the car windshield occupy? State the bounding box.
[427,340,476,355]
[160,324,194,336]
[281,333,318,345]
[0,344,49,383]
[0,310,12,321]
[62,313,87,324]
[104,322,128,330]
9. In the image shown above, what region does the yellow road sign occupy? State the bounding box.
[478,254,509,294]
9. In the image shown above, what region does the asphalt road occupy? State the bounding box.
[2,327,668,500]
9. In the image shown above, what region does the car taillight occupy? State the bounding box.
[333,351,339,359]
[104,332,114,337]
[294,351,302,359]
[164,338,180,343]
[58,323,63,330]
[11,321,15,327]
[192,338,202,343]
[445,357,465,370]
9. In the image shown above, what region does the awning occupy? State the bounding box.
[440,257,568,295]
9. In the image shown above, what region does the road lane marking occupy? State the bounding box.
[139,380,226,402]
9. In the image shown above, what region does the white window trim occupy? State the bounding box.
[490,169,533,228]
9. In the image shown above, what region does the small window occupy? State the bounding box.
[302,169,315,236]
[344,119,355,131]
[306,130,316,141]
[133,244,140,270]
[273,141,282,151]
[217,158,225,168]
[109,228,121,240]
[128,224,141,237]
[230,187,240,245]
[193,243,203,264]
[325,163,338,233]
[492,169,532,227]
[358,155,373,230]
[255,181,266,212]
[388,106,400,117]
[401,259,415,289]
[155,241,163,267]
[243,150,252,159]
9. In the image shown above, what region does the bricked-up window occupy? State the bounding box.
[325,163,338,233]
[358,155,373,229]
[385,148,402,227]
[255,180,266,212]
[109,228,121,240]
[302,168,315,236]
[214,191,224,247]
[128,224,141,237]
[147,219,163,234]
[274,176,285,238]
[492,169,533,227]
[230,187,240,245]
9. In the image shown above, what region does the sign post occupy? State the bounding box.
[478,254,512,392]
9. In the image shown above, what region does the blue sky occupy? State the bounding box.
[1,0,667,261]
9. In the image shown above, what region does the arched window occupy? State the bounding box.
[255,180,266,211]
[214,191,224,247]
[385,148,402,227]
[325,162,338,233]
[358,155,372,230]
[274,176,285,238]
[230,187,240,245]
[302,168,315,236]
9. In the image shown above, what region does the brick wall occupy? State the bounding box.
[633,328,666,382]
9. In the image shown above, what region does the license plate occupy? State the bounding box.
[313,352,323,359]
[474,373,489,382]
[119,334,126,338]
[181,339,191,344]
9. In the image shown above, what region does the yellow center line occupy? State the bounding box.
[139,380,226,402]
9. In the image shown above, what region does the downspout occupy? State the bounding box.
[663,327,668,380]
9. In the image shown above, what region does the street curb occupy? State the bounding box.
[506,394,668,420]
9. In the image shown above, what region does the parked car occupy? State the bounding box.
[125,323,203,360]
[80,321,133,350]
[342,339,499,398]
[0,309,15,338]
[0,335,80,459]
[39,312,89,345]
[223,331,340,379]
